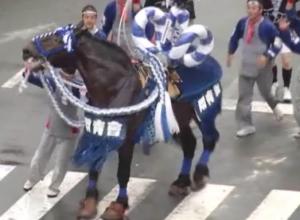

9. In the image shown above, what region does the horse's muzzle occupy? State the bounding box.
[23,57,45,73]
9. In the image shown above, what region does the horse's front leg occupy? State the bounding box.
[78,169,100,219]
[101,142,134,220]
[192,113,219,191]
[169,102,196,197]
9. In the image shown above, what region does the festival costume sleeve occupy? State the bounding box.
[101,1,117,36]
[286,5,300,35]
[94,30,107,40]
[25,73,44,88]
[25,73,56,91]
[228,17,246,54]
[259,19,282,59]
[280,29,300,53]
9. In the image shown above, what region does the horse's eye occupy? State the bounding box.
[54,38,62,43]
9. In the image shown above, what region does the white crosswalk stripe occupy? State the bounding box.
[1,68,24,89]
[0,165,15,182]
[246,190,300,220]
[164,184,235,220]
[1,165,300,220]
[95,177,156,219]
[222,98,293,115]
[0,171,87,220]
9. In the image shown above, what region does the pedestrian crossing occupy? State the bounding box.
[0,165,15,182]
[0,165,300,220]
[0,171,87,220]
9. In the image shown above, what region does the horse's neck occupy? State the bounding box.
[76,37,141,108]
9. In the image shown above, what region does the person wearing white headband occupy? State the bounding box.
[227,0,284,137]
[81,5,106,40]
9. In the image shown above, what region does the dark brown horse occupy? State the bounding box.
[22,25,221,220]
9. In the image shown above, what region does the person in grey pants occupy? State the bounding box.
[23,70,81,198]
[227,0,284,137]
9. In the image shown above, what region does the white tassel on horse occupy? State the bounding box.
[18,68,29,93]
[154,101,165,142]
[164,91,180,134]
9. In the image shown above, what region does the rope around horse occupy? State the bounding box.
[45,48,166,117]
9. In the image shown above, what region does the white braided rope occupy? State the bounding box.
[40,73,84,127]
[61,78,86,90]
[45,49,165,116]
[132,5,214,67]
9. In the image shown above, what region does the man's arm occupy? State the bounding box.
[228,17,246,55]
[280,29,300,53]
[260,20,282,60]
[24,72,56,91]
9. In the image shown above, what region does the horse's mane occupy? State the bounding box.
[81,31,132,62]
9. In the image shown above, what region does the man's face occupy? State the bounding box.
[247,2,262,20]
[82,13,97,30]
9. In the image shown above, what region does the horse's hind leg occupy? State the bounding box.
[192,113,220,191]
[169,102,196,197]
[101,142,134,220]
[77,169,99,219]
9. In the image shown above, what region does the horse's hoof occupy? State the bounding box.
[142,143,152,155]
[168,174,191,197]
[191,165,209,191]
[101,201,127,220]
[77,198,98,220]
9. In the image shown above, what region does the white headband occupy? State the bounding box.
[247,1,261,6]
[82,10,97,15]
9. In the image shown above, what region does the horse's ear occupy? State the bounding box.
[75,21,84,30]
[74,21,88,38]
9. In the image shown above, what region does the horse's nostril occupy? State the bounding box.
[22,48,32,60]
[23,48,30,55]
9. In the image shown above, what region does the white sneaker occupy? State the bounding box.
[293,132,300,139]
[23,180,36,191]
[236,126,256,137]
[273,105,284,121]
[283,87,292,103]
[271,82,279,97]
[47,188,60,198]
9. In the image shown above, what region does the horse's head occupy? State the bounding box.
[22,24,86,73]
